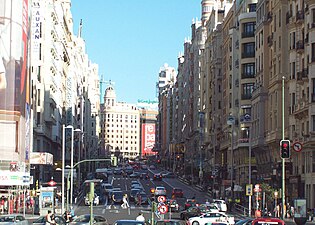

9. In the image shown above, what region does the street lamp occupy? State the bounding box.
[62,125,73,214]
[71,128,81,208]
[61,125,81,213]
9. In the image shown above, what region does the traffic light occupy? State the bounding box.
[280,140,291,159]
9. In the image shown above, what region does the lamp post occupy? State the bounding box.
[62,124,75,214]
[70,128,81,208]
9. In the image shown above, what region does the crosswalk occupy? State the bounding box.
[105,204,151,210]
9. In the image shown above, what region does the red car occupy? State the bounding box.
[172,188,184,198]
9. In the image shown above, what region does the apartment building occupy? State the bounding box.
[29,0,100,188]
[101,85,141,160]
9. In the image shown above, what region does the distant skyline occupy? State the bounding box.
[71,1,201,104]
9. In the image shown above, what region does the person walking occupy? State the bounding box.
[121,194,129,208]
[136,212,145,222]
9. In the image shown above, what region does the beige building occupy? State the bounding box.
[102,85,140,160]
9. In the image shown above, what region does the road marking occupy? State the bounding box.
[102,208,106,214]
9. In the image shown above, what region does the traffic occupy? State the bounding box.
[0,160,296,225]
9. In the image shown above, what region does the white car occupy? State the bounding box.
[154,186,167,196]
[188,212,235,225]
[213,199,228,212]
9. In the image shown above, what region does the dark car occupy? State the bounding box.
[180,206,202,220]
[134,191,148,205]
[113,220,145,225]
[153,173,163,181]
[140,173,150,180]
[111,190,124,203]
[129,188,141,201]
[33,215,66,225]
[155,220,186,225]
[113,168,122,175]
[172,188,184,198]
[129,172,141,178]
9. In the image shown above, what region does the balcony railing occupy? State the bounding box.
[241,93,252,100]
[242,31,255,38]
[242,52,255,58]
[241,73,255,79]
[297,68,308,80]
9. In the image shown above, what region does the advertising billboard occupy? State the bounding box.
[0,0,30,185]
[141,123,156,156]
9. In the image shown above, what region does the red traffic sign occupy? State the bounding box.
[157,195,166,203]
[158,204,168,214]
[293,141,303,152]
[48,180,57,186]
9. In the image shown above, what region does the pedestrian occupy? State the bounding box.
[110,193,116,209]
[45,210,56,225]
[136,212,145,222]
[121,194,129,208]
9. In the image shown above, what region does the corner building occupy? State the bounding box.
[102,86,140,160]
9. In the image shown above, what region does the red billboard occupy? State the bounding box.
[141,123,156,156]
[0,0,30,185]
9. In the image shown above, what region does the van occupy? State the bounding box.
[213,199,227,212]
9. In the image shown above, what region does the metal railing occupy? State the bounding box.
[233,203,250,216]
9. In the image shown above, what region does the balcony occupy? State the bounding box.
[34,125,45,134]
[242,52,255,58]
[241,73,255,79]
[297,68,308,81]
[296,40,304,53]
[296,10,305,23]
[242,31,255,38]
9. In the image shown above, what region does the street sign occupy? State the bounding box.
[157,195,166,203]
[48,180,56,186]
[292,141,303,152]
[158,204,168,214]
[227,115,235,125]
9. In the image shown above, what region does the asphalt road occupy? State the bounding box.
[72,167,208,224]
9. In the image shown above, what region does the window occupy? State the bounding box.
[242,43,255,58]
[243,22,255,37]
[242,83,254,99]
[242,63,255,78]
[248,3,256,12]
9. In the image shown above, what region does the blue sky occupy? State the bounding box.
[71,1,201,104]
